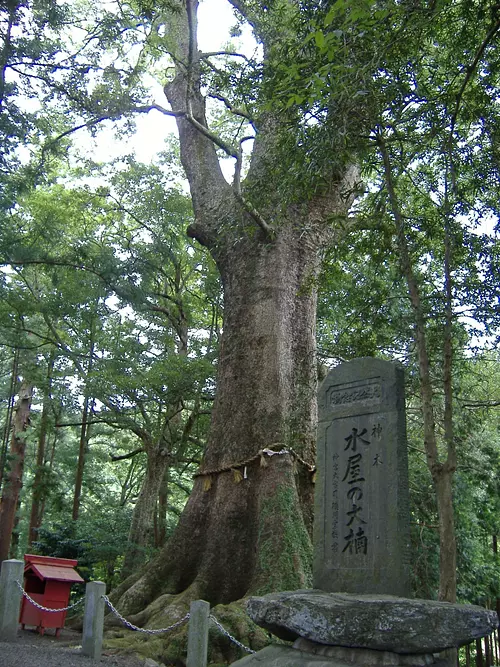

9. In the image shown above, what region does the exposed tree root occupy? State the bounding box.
[104,596,272,666]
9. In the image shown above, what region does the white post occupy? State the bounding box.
[82,580,106,661]
[0,559,24,641]
[186,599,210,667]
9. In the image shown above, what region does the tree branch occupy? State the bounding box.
[208,91,253,122]
[449,16,500,135]
[110,447,145,461]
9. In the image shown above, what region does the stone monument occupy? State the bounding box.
[231,358,498,666]
[314,358,410,596]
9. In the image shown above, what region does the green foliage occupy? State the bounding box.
[0,116,222,575]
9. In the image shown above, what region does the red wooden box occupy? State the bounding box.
[19,554,84,637]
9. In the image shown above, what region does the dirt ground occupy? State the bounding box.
[0,626,148,667]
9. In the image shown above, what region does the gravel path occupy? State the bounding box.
[0,627,146,667]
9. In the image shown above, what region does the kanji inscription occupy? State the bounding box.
[314,358,410,596]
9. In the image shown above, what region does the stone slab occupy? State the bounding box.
[314,358,410,596]
[230,644,357,667]
[231,645,448,667]
[246,590,499,654]
[293,639,435,665]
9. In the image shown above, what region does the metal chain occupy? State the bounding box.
[15,580,84,613]
[209,615,255,654]
[102,595,189,635]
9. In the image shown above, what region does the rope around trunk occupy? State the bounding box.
[193,445,315,490]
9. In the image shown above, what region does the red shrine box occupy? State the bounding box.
[19,554,84,637]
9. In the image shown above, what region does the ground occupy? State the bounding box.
[0,626,146,667]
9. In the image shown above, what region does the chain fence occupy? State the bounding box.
[209,614,255,654]
[16,577,255,657]
[102,595,190,635]
[15,580,85,613]
[102,594,255,654]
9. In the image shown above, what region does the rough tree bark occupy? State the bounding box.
[0,381,33,563]
[113,0,357,619]
[0,348,19,490]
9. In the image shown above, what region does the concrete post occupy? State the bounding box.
[0,559,24,641]
[82,580,106,661]
[186,599,210,667]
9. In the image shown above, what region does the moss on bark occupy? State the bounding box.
[104,598,271,666]
[251,473,313,596]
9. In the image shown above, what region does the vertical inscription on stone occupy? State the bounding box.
[330,453,339,555]
[314,358,410,596]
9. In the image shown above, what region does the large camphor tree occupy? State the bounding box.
[112,0,359,623]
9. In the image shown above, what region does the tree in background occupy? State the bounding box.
[0,149,218,584]
[0,381,33,562]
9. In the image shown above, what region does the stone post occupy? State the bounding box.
[186,599,210,667]
[82,580,106,661]
[0,560,24,642]
[0,559,23,641]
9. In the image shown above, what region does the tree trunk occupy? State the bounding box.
[27,396,49,546]
[115,225,324,615]
[72,321,95,522]
[72,394,91,521]
[156,466,169,548]
[0,381,33,563]
[121,449,169,580]
[378,131,457,601]
[28,357,54,547]
[39,430,58,525]
[8,496,22,558]
[112,0,356,618]
[435,468,457,602]
[0,348,19,491]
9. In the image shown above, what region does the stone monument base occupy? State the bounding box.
[231,644,448,667]
[231,591,498,667]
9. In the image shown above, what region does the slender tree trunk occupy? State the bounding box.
[121,448,169,580]
[493,535,500,666]
[72,326,95,522]
[485,634,491,667]
[440,157,457,603]
[28,357,54,547]
[0,381,33,563]
[72,395,91,521]
[27,398,49,545]
[434,471,456,602]
[378,131,457,602]
[8,495,22,558]
[476,639,484,667]
[39,431,58,524]
[0,348,19,491]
